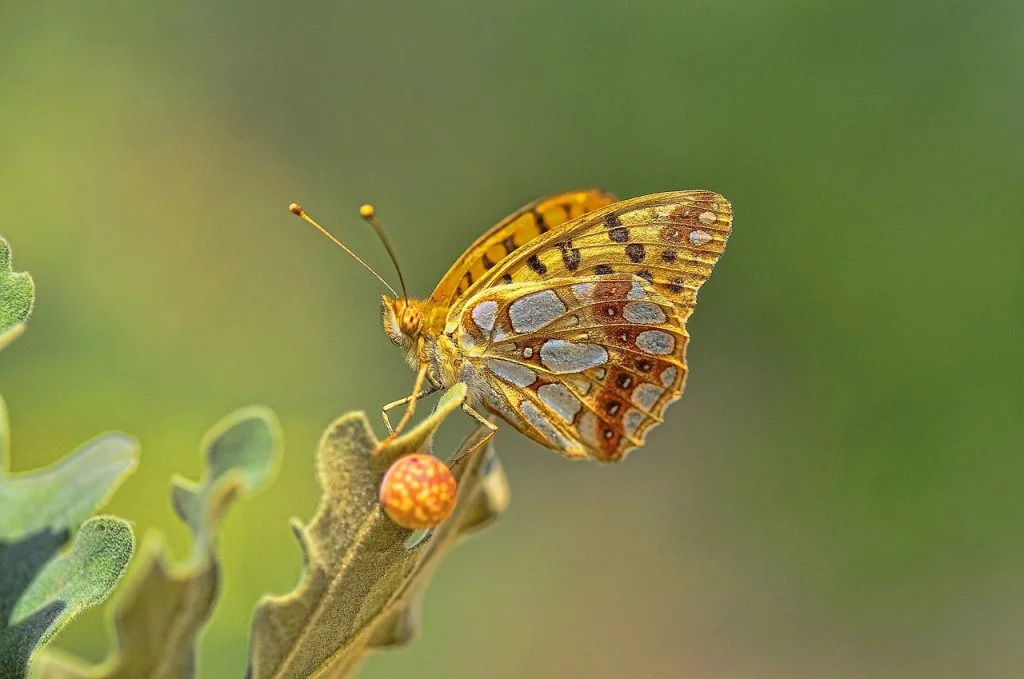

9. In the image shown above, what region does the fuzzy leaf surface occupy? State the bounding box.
[0,393,138,677]
[33,407,282,679]
[0,236,34,350]
[2,518,134,679]
[247,383,511,679]
[0,397,138,542]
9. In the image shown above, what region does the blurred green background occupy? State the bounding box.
[3,1,1023,677]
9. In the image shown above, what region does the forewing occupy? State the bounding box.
[469,190,732,327]
[452,276,690,461]
[427,189,616,310]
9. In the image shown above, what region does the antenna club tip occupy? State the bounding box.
[359,203,376,219]
[288,202,304,216]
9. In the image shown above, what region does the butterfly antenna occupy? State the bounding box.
[288,202,400,297]
[358,204,409,301]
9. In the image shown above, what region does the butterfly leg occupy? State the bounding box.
[447,404,498,467]
[381,385,439,434]
[380,364,432,442]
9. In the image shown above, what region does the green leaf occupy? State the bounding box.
[0,236,34,350]
[0,239,135,677]
[0,398,139,543]
[33,407,282,679]
[2,519,135,679]
[0,393,138,676]
[0,529,68,679]
[246,383,511,679]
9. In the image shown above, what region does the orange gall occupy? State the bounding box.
[379,453,457,530]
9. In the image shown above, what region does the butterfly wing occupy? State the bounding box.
[448,191,732,461]
[425,189,616,321]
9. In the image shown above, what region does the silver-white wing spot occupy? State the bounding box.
[578,411,602,447]
[632,383,663,410]
[660,366,678,387]
[537,383,583,424]
[522,401,576,451]
[564,374,593,396]
[572,282,593,298]
[623,301,667,325]
[636,330,675,355]
[486,358,537,387]
[471,300,498,332]
[539,340,609,374]
[689,229,713,246]
[508,289,567,334]
[623,409,645,437]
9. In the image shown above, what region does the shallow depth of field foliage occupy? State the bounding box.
[2,239,504,678]
[3,1,1023,678]
[0,241,136,678]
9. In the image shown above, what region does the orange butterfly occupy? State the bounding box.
[291,188,732,462]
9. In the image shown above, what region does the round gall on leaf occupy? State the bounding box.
[379,453,457,530]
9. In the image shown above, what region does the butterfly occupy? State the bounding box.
[290,188,732,462]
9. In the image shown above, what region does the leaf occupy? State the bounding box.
[1,517,135,677]
[0,398,139,543]
[0,236,35,350]
[246,383,511,679]
[0,393,138,677]
[0,237,135,677]
[33,407,282,679]
[0,529,68,679]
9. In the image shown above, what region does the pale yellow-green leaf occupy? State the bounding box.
[0,389,138,679]
[0,236,34,350]
[247,383,511,679]
[0,397,138,544]
[32,407,282,679]
[2,518,134,679]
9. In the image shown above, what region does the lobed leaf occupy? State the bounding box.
[246,383,511,679]
[0,234,137,677]
[33,407,282,679]
[1,519,135,679]
[0,396,139,542]
[0,393,138,677]
[0,236,34,350]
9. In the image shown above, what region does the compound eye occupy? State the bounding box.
[402,309,421,332]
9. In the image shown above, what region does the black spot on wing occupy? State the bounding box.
[527,254,547,275]
[557,241,581,271]
[595,264,614,275]
[532,210,549,233]
[625,243,645,263]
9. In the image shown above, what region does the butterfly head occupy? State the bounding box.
[381,295,424,347]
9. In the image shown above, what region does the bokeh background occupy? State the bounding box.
[3,1,1023,678]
